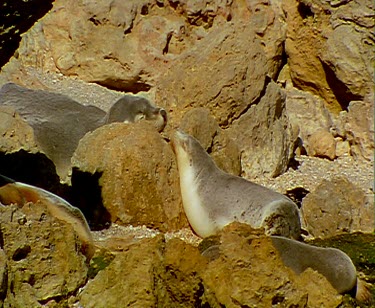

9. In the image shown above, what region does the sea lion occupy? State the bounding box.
[271,236,372,303]
[0,83,167,180]
[171,130,301,239]
[200,235,372,303]
[0,174,94,259]
[105,95,167,132]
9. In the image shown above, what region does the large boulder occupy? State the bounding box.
[283,0,374,113]
[0,203,89,306]
[301,176,374,238]
[228,81,298,178]
[72,122,188,231]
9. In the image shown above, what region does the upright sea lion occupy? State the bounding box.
[0,174,94,259]
[171,130,301,239]
[0,83,167,179]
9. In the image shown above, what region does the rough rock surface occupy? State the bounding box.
[179,107,241,175]
[307,129,336,160]
[0,0,54,68]
[0,106,39,154]
[301,176,374,238]
[0,203,89,307]
[72,122,188,232]
[80,225,343,307]
[283,0,374,113]
[229,81,298,178]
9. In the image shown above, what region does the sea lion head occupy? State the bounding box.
[171,130,216,172]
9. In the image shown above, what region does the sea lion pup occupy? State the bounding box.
[0,174,94,259]
[171,130,301,239]
[271,236,373,303]
[104,95,168,132]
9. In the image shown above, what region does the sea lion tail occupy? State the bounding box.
[356,278,373,303]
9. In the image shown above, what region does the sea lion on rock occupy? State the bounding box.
[201,233,372,303]
[0,83,167,180]
[105,95,167,132]
[271,236,372,303]
[171,130,301,239]
[0,174,94,259]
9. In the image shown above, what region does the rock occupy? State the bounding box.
[72,122,188,232]
[179,108,241,175]
[307,129,336,160]
[160,238,208,307]
[0,248,6,306]
[200,224,342,307]
[301,176,374,238]
[283,0,374,113]
[0,105,39,154]
[335,137,350,157]
[0,0,54,68]
[344,100,374,162]
[229,81,298,178]
[0,203,88,306]
[285,88,334,153]
[79,235,164,307]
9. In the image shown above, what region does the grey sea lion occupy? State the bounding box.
[271,236,372,303]
[0,174,94,259]
[201,235,372,303]
[0,83,167,179]
[171,130,301,239]
[105,95,167,132]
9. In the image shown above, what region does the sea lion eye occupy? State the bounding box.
[135,113,146,122]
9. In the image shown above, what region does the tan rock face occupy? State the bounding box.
[229,81,298,178]
[0,203,88,307]
[80,236,165,307]
[72,122,188,232]
[179,107,241,175]
[79,224,344,307]
[307,129,336,160]
[0,106,39,154]
[283,0,374,113]
[301,176,375,238]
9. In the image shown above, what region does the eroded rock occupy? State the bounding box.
[0,203,88,306]
[301,176,375,238]
[72,122,188,232]
[229,81,298,178]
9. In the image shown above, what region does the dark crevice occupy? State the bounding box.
[0,150,70,198]
[71,169,111,231]
[96,80,152,94]
[163,32,173,55]
[12,245,31,261]
[321,61,362,111]
[0,0,54,69]
[140,4,149,15]
[274,41,288,84]
[285,187,310,208]
[297,1,314,19]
